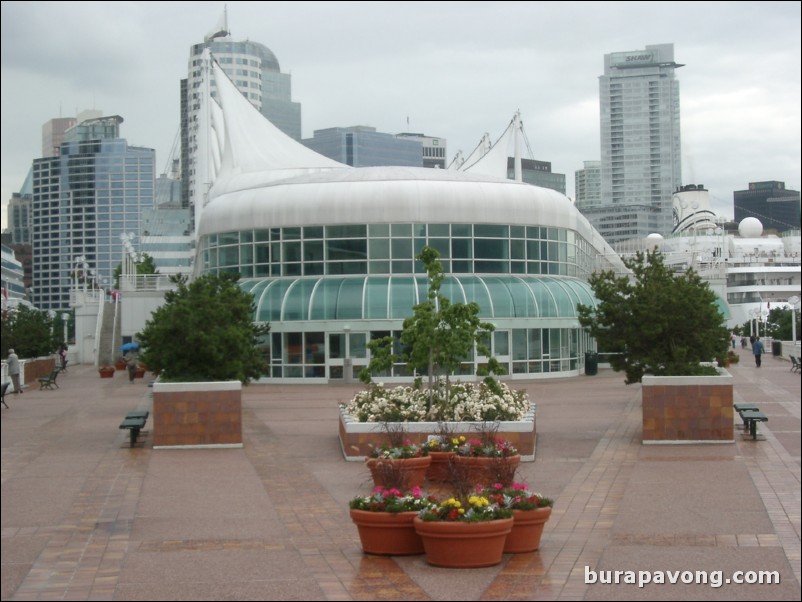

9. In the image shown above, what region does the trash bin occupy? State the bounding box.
[771,340,781,356]
[585,352,598,376]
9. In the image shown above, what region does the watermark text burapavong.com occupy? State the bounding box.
[585,567,781,588]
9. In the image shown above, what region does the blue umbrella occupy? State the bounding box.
[121,342,140,352]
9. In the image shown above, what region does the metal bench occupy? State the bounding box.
[37,367,62,390]
[790,355,801,373]
[738,409,768,440]
[1,381,9,409]
[734,403,759,432]
[119,411,149,447]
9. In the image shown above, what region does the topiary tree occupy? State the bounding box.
[360,246,503,414]
[577,249,730,384]
[137,272,269,383]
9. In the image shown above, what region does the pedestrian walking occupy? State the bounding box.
[125,350,138,383]
[752,337,765,368]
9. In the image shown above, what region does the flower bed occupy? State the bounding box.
[339,380,537,461]
[343,381,530,423]
[339,405,537,461]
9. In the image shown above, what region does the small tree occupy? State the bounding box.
[577,249,730,384]
[766,307,798,341]
[114,253,159,288]
[1,305,58,359]
[360,246,502,414]
[137,273,269,382]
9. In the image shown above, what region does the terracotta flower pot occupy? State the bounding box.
[350,509,424,555]
[452,455,521,487]
[115,359,126,371]
[504,507,552,553]
[134,368,146,378]
[99,367,115,379]
[426,451,456,482]
[366,456,431,490]
[413,516,514,568]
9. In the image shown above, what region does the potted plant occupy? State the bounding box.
[413,494,514,568]
[578,250,733,443]
[453,436,521,489]
[339,379,535,461]
[136,273,269,447]
[424,435,465,482]
[366,440,430,490]
[98,365,115,378]
[349,486,435,555]
[479,482,553,553]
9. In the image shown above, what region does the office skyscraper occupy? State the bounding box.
[733,181,800,233]
[575,161,602,209]
[396,133,448,168]
[586,43,683,243]
[182,31,302,208]
[506,158,566,195]
[31,116,154,310]
[302,126,422,167]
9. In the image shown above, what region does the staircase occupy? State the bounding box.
[96,302,122,366]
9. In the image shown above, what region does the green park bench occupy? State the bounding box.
[738,409,768,441]
[37,367,62,390]
[119,410,149,447]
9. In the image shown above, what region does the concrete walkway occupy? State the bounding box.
[1,346,799,600]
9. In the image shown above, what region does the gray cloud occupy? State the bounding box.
[2,0,800,227]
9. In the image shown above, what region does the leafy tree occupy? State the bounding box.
[1,305,58,359]
[136,253,158,276]
[137,273,269,383]
[113,253,158,288]
[360,246,502,413]
[577,249,730,384]
[766,307,799,341]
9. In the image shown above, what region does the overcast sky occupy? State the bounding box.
[1,1,800,230]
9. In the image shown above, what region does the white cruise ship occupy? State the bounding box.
[613,185,801,328]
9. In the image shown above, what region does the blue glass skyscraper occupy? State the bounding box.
[31,116,154,310]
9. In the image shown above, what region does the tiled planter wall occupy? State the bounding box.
[338,406,537,461]
[153,381,243,448]
[642,371,733,443]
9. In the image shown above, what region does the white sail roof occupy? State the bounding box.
[461,121,514,178]
[205,56,348,200]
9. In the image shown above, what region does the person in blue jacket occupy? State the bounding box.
[752,337,765,368]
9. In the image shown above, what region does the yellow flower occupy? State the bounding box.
[468,495,490,507]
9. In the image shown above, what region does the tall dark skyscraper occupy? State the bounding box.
[734,181,800,232]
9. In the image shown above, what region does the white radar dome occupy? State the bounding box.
[646,233,664,239]
[738,217,763,238]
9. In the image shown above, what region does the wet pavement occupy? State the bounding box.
[1,346,799,600]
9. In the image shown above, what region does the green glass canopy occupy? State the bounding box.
[241,275,597,322]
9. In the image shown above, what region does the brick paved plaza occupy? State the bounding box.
[2,346,799,600]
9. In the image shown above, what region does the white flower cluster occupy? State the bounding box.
[343,380,530,423]
[344,385,430,422]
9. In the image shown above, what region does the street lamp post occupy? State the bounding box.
[62,312,70,345]
[789,296,800,346]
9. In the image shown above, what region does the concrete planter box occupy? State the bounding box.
[641,369,733,444]
[153,381,243,449]
[338,405,537,461]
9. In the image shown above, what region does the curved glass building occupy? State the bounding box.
[194,53,625,382]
